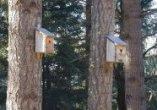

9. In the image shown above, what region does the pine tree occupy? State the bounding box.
[7,0,42,110]
[0,0,8,109]
[114,0,153,109]
[42,0,87,109]
[88,0,115,110]
[121,0,146,109]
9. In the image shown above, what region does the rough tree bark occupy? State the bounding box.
[86,0,91,53]
[86,0,91,109]
[87,0,115,110]
[114,63,126,110]
[121,0,146,110]
[7,0,42,110]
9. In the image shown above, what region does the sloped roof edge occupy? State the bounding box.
[107,34,126,45]
[37,27,53,37]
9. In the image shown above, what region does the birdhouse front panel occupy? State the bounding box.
[45,36,54,53]
[115,45,126,62]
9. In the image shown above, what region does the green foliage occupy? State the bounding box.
[0,0,7,39]
[0,0,7,108]
[144,56,157,110]
[144,56,157,75]
[145,75,157,110]
[142,0,157,108]
[141,0,157,37]
[141,0,153,9]
[42,0,87,109]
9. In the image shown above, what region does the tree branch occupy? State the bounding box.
[143,43,157,57]
[145,75,157,82]
[142,8,157,17]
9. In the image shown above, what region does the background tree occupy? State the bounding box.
[88,0,115,110]
[142,1,157,109]
[121,0,146,109]
[114,0,157,110]
[7,0,42,110]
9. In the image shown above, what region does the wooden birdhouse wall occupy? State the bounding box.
[35,28,54,54]
[106,39,116,62]
[35,31,45,53]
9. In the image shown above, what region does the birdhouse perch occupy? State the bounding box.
[106,34,127,63]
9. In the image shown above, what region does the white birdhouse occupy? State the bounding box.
[106,34,127,63]
[35,28,54,54]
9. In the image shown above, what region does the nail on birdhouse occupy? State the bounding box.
[106,34,127,63]
[35,28,54,54]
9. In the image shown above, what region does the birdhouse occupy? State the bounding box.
[106,34,127,63]
[35,28,54,54]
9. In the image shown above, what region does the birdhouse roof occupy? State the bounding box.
[37,28,53,37]
[107,35,126,46]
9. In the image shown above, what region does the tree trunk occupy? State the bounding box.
[114,63,126,110]
[7,0,42,110]
[86,0,91,109]
[121,0,146,110]
[86,0,91,53]
[87,0,115,110]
